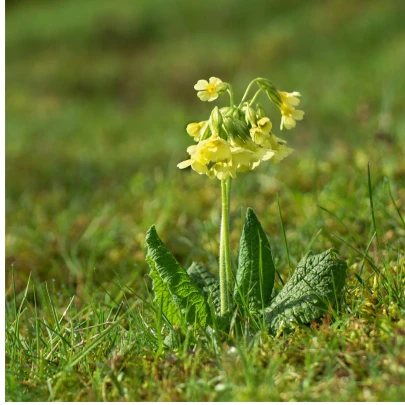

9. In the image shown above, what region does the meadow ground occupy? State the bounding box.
[5,0,405,401]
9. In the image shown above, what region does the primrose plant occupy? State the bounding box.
[145,77,347,336]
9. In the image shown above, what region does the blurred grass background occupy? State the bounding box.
[6,0,405,293]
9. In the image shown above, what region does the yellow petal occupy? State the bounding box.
[258,117,272,132]
[187,145,198,155]
[292,109,305,120]
[194,80,208,90]
[272,148,294,164]
[177,159,193,169]
[279,91,301,107]
[197,91,211,101]
[261,150,275,161]
[281,116,296,130]
[186,122,201,138]
[209,77,222,86]
[191,161,209,175]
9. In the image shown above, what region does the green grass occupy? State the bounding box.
[5,0,405,401]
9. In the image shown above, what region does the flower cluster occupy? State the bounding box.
[178,77,304,180]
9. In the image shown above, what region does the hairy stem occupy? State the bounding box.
[239,79,259,107]
[227,87,234,107]
[219,178,232,314]
[224,178,232,288]
[248,88,262,106]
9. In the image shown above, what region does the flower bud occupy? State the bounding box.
[223,116,253,147]
[220,106,239,118]
[256,78,282,105]
[245,106,257,127]
[220,106,233,117]
[209,106,223,134]
[256,103,266,119]
[222,116,235,138]
[232,118,251,140]
[266,89,282,106]
[256,78,277,92]
[232,108,244,120]
[199,120,211,141]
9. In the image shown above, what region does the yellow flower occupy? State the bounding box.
[280,104,304,130]
[260,134,294,164]
[250,117,273,144]
[250,129,269,146]
[260,147,277,163]
[278,91,304,130]
[278,91,301,107]
[177,134,232,177]
[272,146,294,164]
[257,117,272,132]
[210,161,237,180]
[210,145,270,179]
[231,147,258,171]
[230,144,274,172]
[194,77,224,102]
[193,134,231,164]
[177,159,210,176]
[186,121,206,141]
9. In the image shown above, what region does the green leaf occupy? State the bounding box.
[234,208,276,311]
[187,262,221,314]
[265,249,347,335]
[145,226,211,327]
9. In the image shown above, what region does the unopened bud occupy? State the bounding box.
[256,78,282,105]
[199,120,211,141]
[220,107,233,117]
[266,89,282,106]
[220,106,239,118]
[233,108,244,120]
[224,116,253,146]
[256,103,267,119]
[245,106,257,127]
[209,107,223,134]
[256,78,276,92]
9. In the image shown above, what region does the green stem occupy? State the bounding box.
[248,88,262,106]
[227,87,234,107]
[219,178,232,314]
[224,177,232,288]
[239,79,259,107]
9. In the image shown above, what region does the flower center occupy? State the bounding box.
[206,84,216,94]
[281,104,293,116]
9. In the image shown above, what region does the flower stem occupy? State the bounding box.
[227,87,234,107]
[248,88,262,106]
[224,178,232,287]
[239,79,259,107]
[219,178,232,314]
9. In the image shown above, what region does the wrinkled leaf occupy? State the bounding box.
[187,262,221,314]
[265,249,347,334]
[235,208,276,311]
[146,226,211,327]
